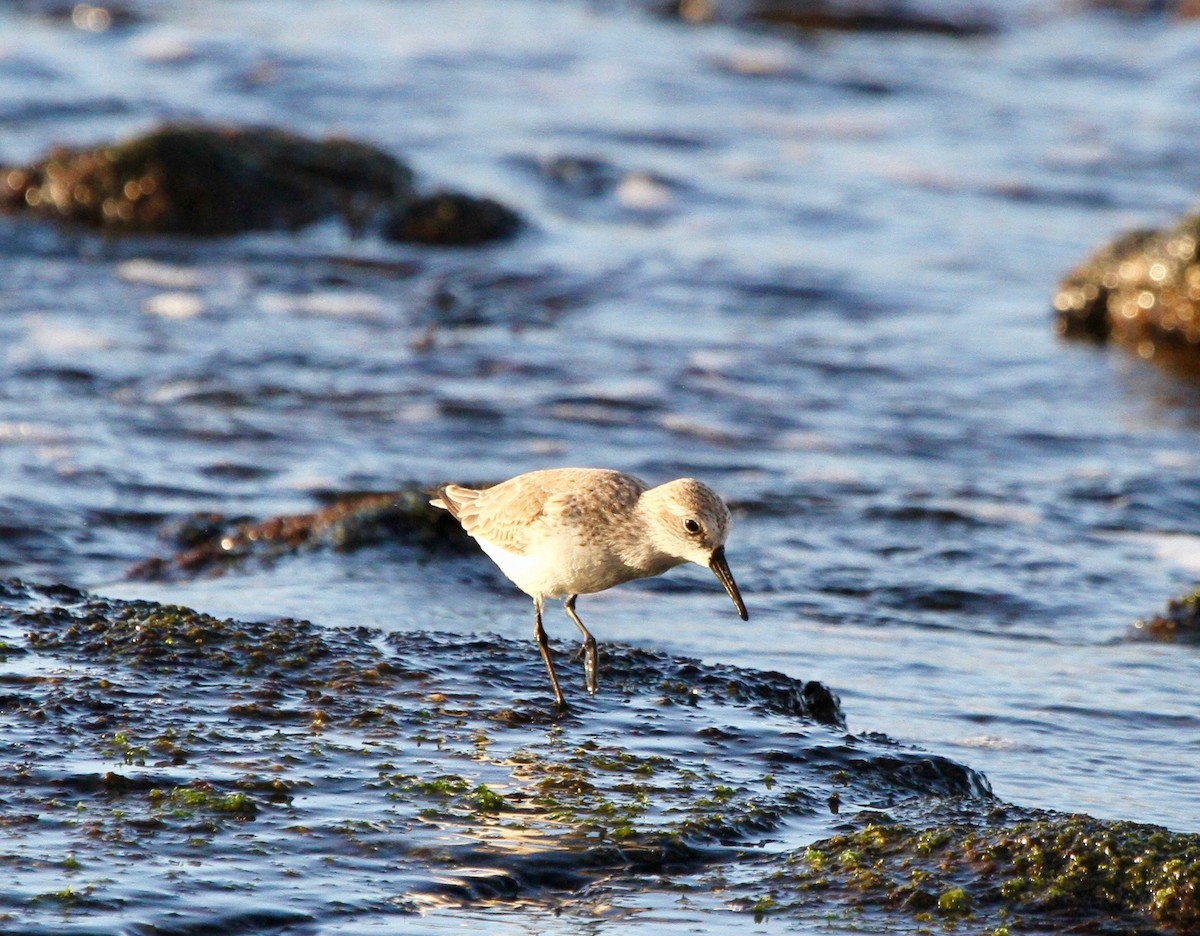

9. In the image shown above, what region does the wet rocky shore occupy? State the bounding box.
[2,580,1197,934]
[4,0,1200,933]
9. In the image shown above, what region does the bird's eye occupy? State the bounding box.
[684,518,702,535]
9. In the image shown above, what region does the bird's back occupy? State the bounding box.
[433,468,654,598]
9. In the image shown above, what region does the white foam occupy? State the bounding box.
[143,292,204,319]
[258,291,385,319]
[117,259,205,289]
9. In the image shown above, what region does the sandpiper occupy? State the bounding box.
[430,467,748,707]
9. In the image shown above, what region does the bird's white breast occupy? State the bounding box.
[475,524,678,600]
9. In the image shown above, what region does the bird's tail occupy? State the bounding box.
[429,483,475,520]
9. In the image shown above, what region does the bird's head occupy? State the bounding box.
[645,478,747,620]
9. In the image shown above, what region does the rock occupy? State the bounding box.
[1077,0,1200,18]
[662,0,998,37]
[381,191,522,246]
[1,124,415,235]
[790,811,1200,933]
[0,124,524,245]
[1054,213,1200,366]
[127,488,474,580]
[1130,588,1200,643]
[534,155,623,198]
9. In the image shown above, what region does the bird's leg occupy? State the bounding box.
[564,594,598,696]
[533,597,566,709]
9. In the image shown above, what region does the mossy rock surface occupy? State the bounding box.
[1,123,522,244]
[787,811,1200,933]
[0,580,1008,931]
[1130,588,1200,643]
[4,582,1192,932]
[1,124,414,235]
[1055,214,1200,369]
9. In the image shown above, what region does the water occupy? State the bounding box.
[2,0,1200,927]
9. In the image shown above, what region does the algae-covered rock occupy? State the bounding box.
[662,0,997,37]
[128,488,473,580]
[10,581,1185,934]
[1,124,414,235]
[382,191,522,246]
[1130,588,1200,643]
[0,580,998,931]
[788,811,1200,933]
[1,124,522,244]
[1054,214,1200,368]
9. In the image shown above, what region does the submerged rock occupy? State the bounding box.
[128,488,473,580]
[662,0,998,37]
[1130,588,1200,643]
[1054,214,1200,368]
[0,124,522,244]
[0,580,999,931]
[381,191,522,246]
[1077,0,1200,17]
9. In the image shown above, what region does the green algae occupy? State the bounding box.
[468,784,508,813]
[150,784,258,820]
[108,732,149,766]
[20,595,371,687]
[938,886,972,915]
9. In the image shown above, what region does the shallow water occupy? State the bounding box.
[2,0,1200,928]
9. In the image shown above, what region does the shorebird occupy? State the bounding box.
[430,467,748,707]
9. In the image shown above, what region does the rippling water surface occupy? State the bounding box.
[3,0,1200,928]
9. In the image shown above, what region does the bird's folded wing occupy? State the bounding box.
[452,483,546,555]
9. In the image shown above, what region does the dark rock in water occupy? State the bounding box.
[1054,215,1200,368]
[533,155,623,198]
[0,124,522,245]
[513,152,680,220]
[785,809,1200,933]
[381,191,522,246]
[0,124,415,236]
[1130,588,1200,643]
[1077,0,1200,17]
[661,0,998,37]
[128,488,473,580]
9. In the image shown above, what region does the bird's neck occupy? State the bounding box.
[619,499,685,578]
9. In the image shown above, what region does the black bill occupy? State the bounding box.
[709,545,748,621]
